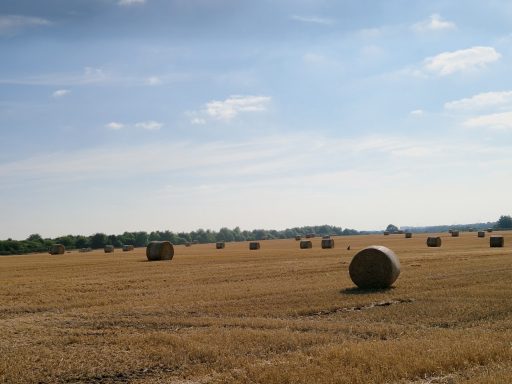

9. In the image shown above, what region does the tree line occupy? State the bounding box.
[0,225,361,255]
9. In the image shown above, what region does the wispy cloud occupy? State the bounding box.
[290,15,333,25]
[423,46,501,76]
[445,91,512,110]
[145,76,162,86]
[410,109,424,116]
[413,14,456,32]
[190,95,271,123]
[105,122,124,130]
[0,15,51,36]
[135,120,163,130]
[0,67,108,86]
[463,111,512,131]
[52,89,70,98]
[118,0,146,6]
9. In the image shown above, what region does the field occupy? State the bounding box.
[1,233,512,383]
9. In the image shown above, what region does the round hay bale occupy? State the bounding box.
[295,235,301,241]
[321,239,335,249]
[349,246,400,289]
[49,244,65,255]
[122,245,134,252]
[300,240,312,249]
[487,228,493,233]
[185,242,191,247]
[383,231,390,236]
[322,235,331,239]
[490,236,504,248]
[216,242,225,249]
[104,245,114,253]
[249,242,260,250]
[426,237,442,247]
[451,231,459,237]
[405,232,412,238]
[146,241,174,261]
[477,231,485,238]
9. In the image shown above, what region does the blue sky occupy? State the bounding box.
[1,0,512,239]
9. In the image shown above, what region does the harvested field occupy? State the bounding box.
[1,232,512,383]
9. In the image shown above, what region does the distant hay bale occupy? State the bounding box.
[490,236,504,248]
[104,245,114,253]
[451,231,460,237]
[305,233,316,239]
[322,235,330,239]
[49,244,65,255]
[405,232,412,238]
[487,228,493,233]
[383,231,389,236]
[79,248,92,253]
[146,241,174,261]
[185,242,191,247]
[427,237,442,247]
[348,246,401,289]
[321,239,335,249]
[295,235,301,241]
[448,229,453,234]
[477,231,485,238]
[216,242,225,249]
[249,242,260,250]
[300,240,312,249]
[192,240,199,245]
[122,245,134,252]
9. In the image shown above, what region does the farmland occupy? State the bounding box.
[1,233,511,383]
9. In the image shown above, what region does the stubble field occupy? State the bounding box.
[1,232,511,383]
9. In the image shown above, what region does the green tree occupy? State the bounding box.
[496,215,512,229]
[90,233,108,249]
[385,224,399,233]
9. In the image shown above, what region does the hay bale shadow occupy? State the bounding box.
[340,286,395,295]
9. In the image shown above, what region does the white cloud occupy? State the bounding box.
[410,109,424,116]
[0,15,51,35]
[191,118,206,125]
[290,15,333,25]
[118,0,146,5]
[203,95,271,121]
[424,46,501,76]
[445,91,512,110]
[52,89,70,98]
[413,14,456,32]
[146,76,161,86]
[463,111,512,131]
[135,120,163,130]
[105,122,124,130]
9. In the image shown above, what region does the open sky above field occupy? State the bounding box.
[1,0,512,239]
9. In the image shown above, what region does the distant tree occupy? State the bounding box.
[217,227,235,242]
[385,224,399,233]
[496,215,512,229]
[26,234,43,243]
[134,231,148,247]
[90,233,108,249]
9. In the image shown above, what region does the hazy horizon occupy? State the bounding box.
[1,1,511,239]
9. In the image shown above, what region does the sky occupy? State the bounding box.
[1,0,512,239]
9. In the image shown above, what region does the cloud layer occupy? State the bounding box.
[424,46,501,76]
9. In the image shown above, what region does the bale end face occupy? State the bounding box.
[349,246,400,289]
[146,241,174,261]
[300,240,312,249]
[321,239,335,249]
[490,236,504,248]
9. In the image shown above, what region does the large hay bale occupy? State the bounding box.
[49,244,65,255]
[249,242,260,250]
[405,232,412,238]
[490,236,504,248]
[451,230,459,237]
[216,242,225,249]
[104,245,114,253]
[300,240,312,249]
[348,246,400,289]
[146,241,174,261]
[426,237,442,247]
[477,231,485,238]
[122,245,134,252]
[321,239,335,249]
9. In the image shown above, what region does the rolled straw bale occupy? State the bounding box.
[383,231,390,236]
[295,235,301,241]
[451,231,459,237]
[322,235,331,239]
[477,231,485,238]
[427,237,442,247]
[104,245,114,253]
[487,228,493,233]
[49,244,65,255]
[185,242,191,247]
[122,245,134,252]
[405,232,412,238]
[490,236,504,248]
[349,246,401,289]
[300,240,312,249]
[216,242,225,249]
[249,242,260,250]
[321,239,335,249]
[146,241,174,261]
